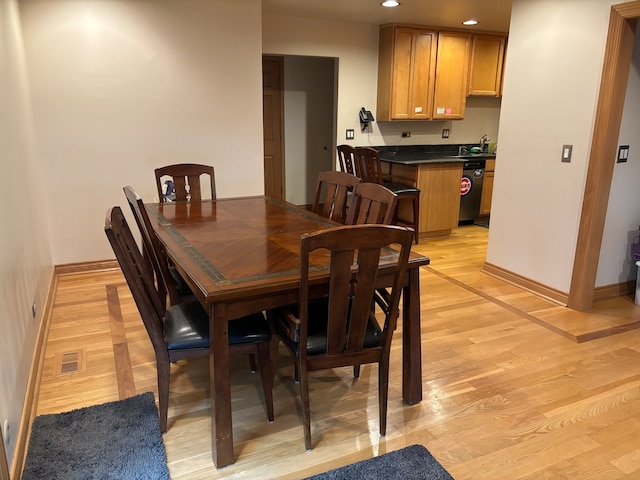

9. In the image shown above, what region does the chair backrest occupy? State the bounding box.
[123,186,178,307]
[354,147,384,184]
[104,206,169,360]
[346,182,398,226]
[298,224,413,360]
[337,145,358,176]
[154,163,216,202]
[311,171,361,224]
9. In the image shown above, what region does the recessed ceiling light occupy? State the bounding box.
[462,19,479,26]
[381,1,400,7]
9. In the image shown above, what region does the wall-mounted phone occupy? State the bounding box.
[359,107,375,131]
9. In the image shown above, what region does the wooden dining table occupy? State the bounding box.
[145,195,430,467]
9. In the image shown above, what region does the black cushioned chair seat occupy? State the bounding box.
[165,300,270,351]
[383,181,421,196]
[279,298,382,356]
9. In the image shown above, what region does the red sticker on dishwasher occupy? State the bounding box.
[460,176,472,196]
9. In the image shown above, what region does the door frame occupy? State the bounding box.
[569,2,639,310]
[262,55,285,200]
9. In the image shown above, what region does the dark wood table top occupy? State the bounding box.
[146,196,430,306]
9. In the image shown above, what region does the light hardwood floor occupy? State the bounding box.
[33,225,640,479]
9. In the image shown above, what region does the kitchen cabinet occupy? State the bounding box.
[468,34,507,97]
[432,31,471,120]
[479,158,495,216]
[382,160,462,237]
[377,26,437,121]
[377,25,471,121]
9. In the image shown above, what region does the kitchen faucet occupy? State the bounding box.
[479,134,490,151]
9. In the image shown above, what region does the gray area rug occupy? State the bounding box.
[22,392,170,480]
[305,444,454,480]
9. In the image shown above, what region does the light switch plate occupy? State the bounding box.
[618,145,629,163]
[561,144,573,163]
[346,129,354,140]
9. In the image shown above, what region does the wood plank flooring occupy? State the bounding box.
[33,225,640,479]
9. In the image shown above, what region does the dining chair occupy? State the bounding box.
[311,171,361,224]
[124,186,270,377]
[269,224,414,450]
[104,206,274,432]
[346,182,398,226]
[344,182,401,364]
[336,144,358,176]
[123,186,184,307]
[354,147,421,243]
[154,163,216,203]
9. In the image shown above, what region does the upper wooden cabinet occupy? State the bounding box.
[377,26,437,121]
[433,31,471,120]
[377,25,472,121]
[468,34,507,97]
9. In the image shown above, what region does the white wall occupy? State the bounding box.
[0,0,52,466]
[486,0,618,293]
[596,30,640,287]
[263,14,502,163]
[19,0,265,264]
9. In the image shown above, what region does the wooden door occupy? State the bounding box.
[468,34,506,97]
[479,159,496,216]
[377,26,436,121]
[404,28,437,120]
[262,56,284,200]
[433,31,471,120]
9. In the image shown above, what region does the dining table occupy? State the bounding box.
[145,195,430,467]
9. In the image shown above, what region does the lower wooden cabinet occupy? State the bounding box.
[383,161,463,237]
[479,158,495,216]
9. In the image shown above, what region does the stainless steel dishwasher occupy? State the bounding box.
[459,159,485,223]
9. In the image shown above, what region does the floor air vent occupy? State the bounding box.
[55,350,86,376]
[60,352,79,373]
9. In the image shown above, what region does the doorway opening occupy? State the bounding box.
[263,55,337,206]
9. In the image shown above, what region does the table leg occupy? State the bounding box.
[210,303,234,467]
[402,266,422,404]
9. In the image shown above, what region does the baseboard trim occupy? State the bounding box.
[594,280,634,302]
[482,262,569,306]
[55,259,119,276]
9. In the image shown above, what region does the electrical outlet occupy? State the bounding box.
[442,128,450,138]
[346,129,354,140]
[402,131,411,138]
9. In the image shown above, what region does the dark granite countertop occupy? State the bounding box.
[369,144,495,165]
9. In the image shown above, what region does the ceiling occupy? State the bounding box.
[262,0,513,34]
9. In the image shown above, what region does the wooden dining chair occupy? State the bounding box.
[269,224,414,450]
[354,147,421,243]
[154,163,216,203]
[336,144,358,176]
[311,171,361,224]
[345,182,400,356]
[124,185,269,375]
[123,186,183,307]
[104,206,274,432]
[346,182,398,226]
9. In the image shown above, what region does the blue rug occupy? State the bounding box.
[22,392,170,480]
[305,444,454,479]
